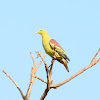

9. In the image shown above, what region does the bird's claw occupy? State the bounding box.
[52,55,56,59]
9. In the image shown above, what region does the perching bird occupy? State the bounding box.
[37,29,70,72]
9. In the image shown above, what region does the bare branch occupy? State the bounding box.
[49,47,56,80]
[30,52,36,68]
[49,60,54,80]
[91,48,100,64]
[25,52,38,99]
[36,52,51,100]
[37,52,49,79]
[26,67,35,99]
[35,53,46,72]
[93,57,100,65]
[26,53,47,99]
[50,48,100,88]
[37,52,48,69]
[3,52,46,100]
[40,88,50,100]
[35,75,47,84]
[3,48,100,100]
[40,48,56,100]
[2,70,25,99]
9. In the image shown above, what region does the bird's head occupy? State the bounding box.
[36,29,47,35]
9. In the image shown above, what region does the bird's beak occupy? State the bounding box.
[36,31,39,33]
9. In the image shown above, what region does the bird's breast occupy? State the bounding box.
[42,39,53,56]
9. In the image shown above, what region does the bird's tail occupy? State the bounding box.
[63,60,69,72]
[57,58,69,72]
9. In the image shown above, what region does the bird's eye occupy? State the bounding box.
[40,30,42,31]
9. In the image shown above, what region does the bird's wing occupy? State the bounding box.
[49,39,70,61]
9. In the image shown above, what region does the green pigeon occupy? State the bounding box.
[37,29,70,72]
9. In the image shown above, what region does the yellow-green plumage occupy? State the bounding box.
[37,29,70,72]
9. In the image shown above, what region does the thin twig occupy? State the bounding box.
[49,60,54,80]
[2,70,25,99]
[91,48,100,64]
[37,52,49,79]
[49,47,56,80]
[30,52,36,68]
[35,53,46,72]
[37,52,48,69]
[93,57,100,65]
[35,75,47,84]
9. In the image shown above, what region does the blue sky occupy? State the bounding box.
[0,0,100,100]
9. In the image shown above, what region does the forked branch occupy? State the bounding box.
[39,48,100,100]
[2,48,100,100]
[50,48,100,88]
[40,48,56,100]
[2,52,46,100]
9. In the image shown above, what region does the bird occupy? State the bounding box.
[36,29,70,72]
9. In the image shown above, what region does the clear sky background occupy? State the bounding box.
[0,0,100,100]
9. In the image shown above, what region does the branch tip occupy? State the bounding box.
[91,48,100,64]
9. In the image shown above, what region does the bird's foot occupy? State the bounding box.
[52,55,56,60]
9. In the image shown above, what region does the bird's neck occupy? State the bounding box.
[42,32,51,41]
